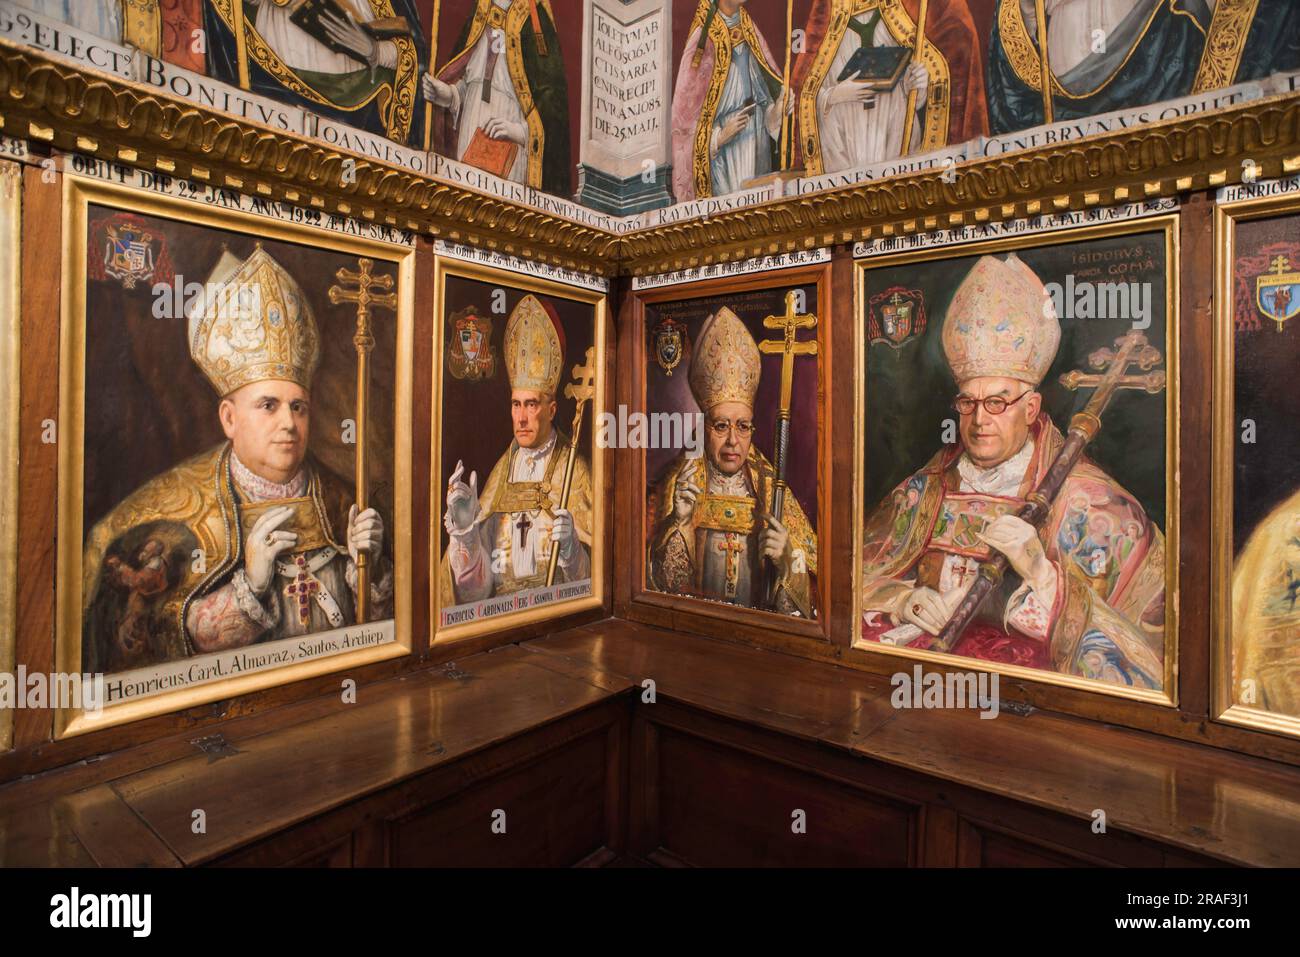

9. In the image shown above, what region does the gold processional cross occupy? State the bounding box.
[756,290,818,608]
[329,257,398,624]
[544,347,597,587]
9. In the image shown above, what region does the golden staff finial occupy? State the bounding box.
[545,347,597,588]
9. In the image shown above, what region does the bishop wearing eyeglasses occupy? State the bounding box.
[860,254,1166,689]
[647,307,817,617]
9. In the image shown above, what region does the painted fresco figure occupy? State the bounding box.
[441,295,593,605]
[796,0,987,175]
[82,246,393,675]
[204,0,428,145]
[647,308,817,617]
[671,0,790,202]
[860,254,1166,688]
[1198,0,1300,87]
[986,0,1215,135]
[423,0,571,194]
[14,0,123,40]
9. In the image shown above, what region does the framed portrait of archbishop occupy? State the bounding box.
[853,216,1180,702]
[56,177,415,737]
[1214,189,1300,737]
[633,267,828,636]
[432,259,607,641]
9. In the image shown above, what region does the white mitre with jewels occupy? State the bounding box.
[688,306,761,412]
[187,244,321,397]
[504,293,564,395]
[941,253,1061,386]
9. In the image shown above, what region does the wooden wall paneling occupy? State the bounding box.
[383,716,615,867]
[602,278,623,624]
[613,276,637,619]
[859,698,1296,866]
[1177,193,1214,719]
[107,648,620,865]
[523,619,899,745]
[828,249,856,649]
[649,718,919,867]
[627,705,659,862]
[919,804,959,867]
[14,157,60,750]
[410,235,435,657]
[6,619,1297,866]
[533,621,1300,865]
[0,158,18,754]
[213,696,629,867]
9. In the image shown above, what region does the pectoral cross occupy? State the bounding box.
[284,555,322,627]
[716,533,745,600]
[515,511,533,549]
[329,257,398,624]
[951,559,973,588]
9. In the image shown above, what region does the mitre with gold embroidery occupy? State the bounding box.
[942,253,1061,386]
[688,306,761,412]
[504,294,564,395]
[187,244,320,397]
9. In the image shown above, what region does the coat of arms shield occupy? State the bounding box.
[868,287,926,348]
[654,317,687,376]
[1257,255,1300,333]
[448,306,497,380]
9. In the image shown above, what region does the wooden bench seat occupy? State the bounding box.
[2,620,1298,866]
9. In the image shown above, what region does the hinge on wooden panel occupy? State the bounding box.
[191,732,241,762]
[1000,699,1036,717]
[438,661,474,682]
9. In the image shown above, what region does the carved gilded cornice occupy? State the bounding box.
[1,39,1298,279]
[0,39,620,273]
[618,92,1300,274]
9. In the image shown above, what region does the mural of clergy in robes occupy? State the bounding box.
[647,308,817,617]
[671,0,791,202]
[14,0,123,40]
[422,0,570,195]
[860,254,1166,689]
[796,0,987,176]
[986,0,1215,135]
[16,0,206,66]
[1194,0,1300,89]
[203,0,428,145]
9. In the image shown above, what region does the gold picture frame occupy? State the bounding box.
[852,215,1181,705]
[1213,188,1300,738]
[56,175,416,738]
[0,160,20,752]
[628,266,832,640]
[431,257,608,642]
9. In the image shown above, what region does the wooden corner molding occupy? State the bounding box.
[0,39,1298,277]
